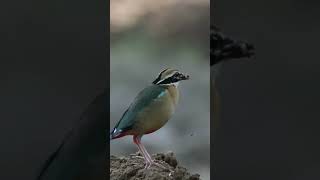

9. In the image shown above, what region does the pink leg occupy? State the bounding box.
[140,142,153,161]
[133,135,152,169]
[133,135,168,170]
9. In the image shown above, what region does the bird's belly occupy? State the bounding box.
[133,96,175,134]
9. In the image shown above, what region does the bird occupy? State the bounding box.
[110,68,189,169]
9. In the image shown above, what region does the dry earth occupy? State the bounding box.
[110,151,201,180]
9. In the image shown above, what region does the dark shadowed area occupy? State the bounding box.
[213,0,320,179]
[0,0,108,179]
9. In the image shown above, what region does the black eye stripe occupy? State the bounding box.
[153,70,182,85]
[158,75,180,85]
[173,72,180,77]
[152,75,161,84]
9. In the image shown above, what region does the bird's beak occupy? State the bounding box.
[181,74,190,80]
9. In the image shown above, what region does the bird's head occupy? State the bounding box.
[152,68,189,86]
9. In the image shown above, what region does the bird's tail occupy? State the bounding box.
[109,129,115,141]
[109,132,114,140]
[109,128,125,141]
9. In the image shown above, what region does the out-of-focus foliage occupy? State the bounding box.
[110,1,210,179]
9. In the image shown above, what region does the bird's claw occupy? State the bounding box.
[144,163,151,169]
[144,160,174,173]
[141,158,175,178]
[151,161,167,170]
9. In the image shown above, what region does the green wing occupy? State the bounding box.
[113,85,167,133]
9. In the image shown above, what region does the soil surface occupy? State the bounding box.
[110,151,201,180]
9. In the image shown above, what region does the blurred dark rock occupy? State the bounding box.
[211,25,254,66]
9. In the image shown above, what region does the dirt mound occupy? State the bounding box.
[110,151,201,180]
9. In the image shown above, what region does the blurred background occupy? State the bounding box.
[110,0,210,179]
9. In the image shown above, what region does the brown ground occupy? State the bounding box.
[110,151,201,180]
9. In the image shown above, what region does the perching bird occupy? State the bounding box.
[110,68,189,169]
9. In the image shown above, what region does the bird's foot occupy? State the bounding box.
[151,161,167,169]
[146,160,174,173]
[142,159,174,177]
[144,161,152,169]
